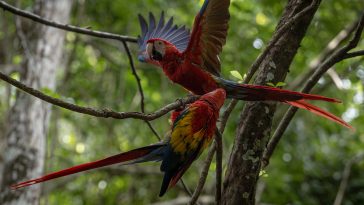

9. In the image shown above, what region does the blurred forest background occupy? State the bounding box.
[0,0,363,204]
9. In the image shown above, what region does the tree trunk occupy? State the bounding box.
[0,0,71,204]
[222,1,321,204]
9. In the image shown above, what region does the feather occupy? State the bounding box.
[11,144,165,189]
[137,12,190,55]
[285,100,353,129]
[216,77,352,129]
[184,0,230,76]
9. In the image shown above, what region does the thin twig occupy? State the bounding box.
[245,0,319,81]
[0,70,199,121]
[344,50,364,59]
[14,1,32,60]
[180,179,196,199]
[214,129,223,205]
[333,152,364,205]
[219,99,238,134]
[289,21,358,90]
[188,106,234,204]
[302,11,364,94]
[0,1,137,43]
[121,41,161,141]
[189,143,216,205]
[188,129,226,205]
[262,13,364,168]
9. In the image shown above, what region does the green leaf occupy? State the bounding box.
[266,82,275,87]
[10,73,20,80]
[276,82,286,87]
[259,170,269,177]
[230,70,243,80]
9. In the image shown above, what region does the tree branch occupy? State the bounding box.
[180,179,195,199]
[214,129,223,205]
[0,70,198,121]
[121,41,161,140]
[344,50,364,59]
[289,21,358,90]
[245,0,319,81]
[0,1,137,43]
[333,152,364,205]
[262,12,364,168]
[14,1,32,61]
[189,143,216,205]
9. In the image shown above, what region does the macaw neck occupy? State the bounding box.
[161,50,183,65]
[160,52,220,95]
[190,100,219,136]
[160,51,183,78]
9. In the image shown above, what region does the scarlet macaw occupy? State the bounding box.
[11,89,226,196]
[137,0,352,129]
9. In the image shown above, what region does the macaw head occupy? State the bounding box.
[146,38,178,62]
[200,88,226,110]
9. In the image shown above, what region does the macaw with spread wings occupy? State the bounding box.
[137,0,351,129]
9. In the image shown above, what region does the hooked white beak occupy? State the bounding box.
[146,42,153,59]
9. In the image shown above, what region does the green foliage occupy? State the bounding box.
[0,0,363,204]
[230,70,244,81]
[230,70,246,83]
[267,81,286,87]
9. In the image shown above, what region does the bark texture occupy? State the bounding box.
[222,1,321,204]
[0,0,71,204]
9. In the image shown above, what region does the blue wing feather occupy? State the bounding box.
[154,12,165,37]
[137,11,191,60]
[160,17,174,37]
[199,0,209,15]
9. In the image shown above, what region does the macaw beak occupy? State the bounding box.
[138,52,149,63]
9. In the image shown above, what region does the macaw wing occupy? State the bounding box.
[137,11,190,63]
[184,0,231,76]
[160,107,210,195]
[168,130,208,189]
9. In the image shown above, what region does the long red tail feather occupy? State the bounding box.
[285,100,353,130]
[238,84,341,102]
[217,78,351,128]
[11,144,164,189]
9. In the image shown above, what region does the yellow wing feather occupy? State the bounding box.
[170,107,210,155]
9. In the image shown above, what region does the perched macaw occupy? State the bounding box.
[137,0,352,129]
[11,89,226,197]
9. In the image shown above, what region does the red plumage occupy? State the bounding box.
[11,89,227,197]
[11,145,163,189]
[139,0,352,129]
